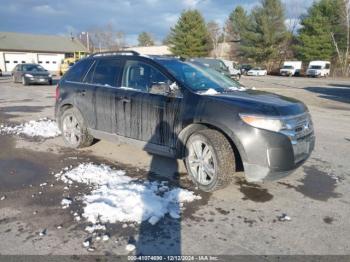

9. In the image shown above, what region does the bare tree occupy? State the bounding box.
[331,0,350,76]
[207,21,222,58]
[89,23,125,52]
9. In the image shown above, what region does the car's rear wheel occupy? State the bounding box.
[60,108,94,148]
[185,129,236,192]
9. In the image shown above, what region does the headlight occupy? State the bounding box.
[25,74,33,77]
[48,74,52,77]
[239,114,287,132]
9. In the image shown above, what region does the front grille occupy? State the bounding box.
[289,113,314,163]
[294,114,314,140]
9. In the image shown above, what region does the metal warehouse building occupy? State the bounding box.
[0,32,87,74]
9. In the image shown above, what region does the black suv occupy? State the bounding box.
[55,51,315,192]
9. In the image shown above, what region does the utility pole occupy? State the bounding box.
[81,32,90,52]
[87,31,90,52]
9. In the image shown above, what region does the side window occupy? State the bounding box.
[64,59,92,82]
[91,59,121,87]
[325,63,330,69]
[122,60,170,93]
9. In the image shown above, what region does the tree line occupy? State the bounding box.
[166,0,350,76]
[81,0,350,76]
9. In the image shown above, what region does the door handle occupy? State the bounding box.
[121,97,130,103]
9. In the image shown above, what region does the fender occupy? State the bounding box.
[176,122,248,166]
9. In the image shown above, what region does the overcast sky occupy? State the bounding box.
[0,0,315,45]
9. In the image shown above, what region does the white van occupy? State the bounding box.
[306,61,331,77]
[280,61,302,76]
[221,59,241,80]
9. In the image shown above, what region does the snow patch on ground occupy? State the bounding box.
[61,198,72,209]
[0,118,61,138]
[58,163,201,225]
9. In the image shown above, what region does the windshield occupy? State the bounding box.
[157,59,241,92]
[283,65,294,69]
[22,64,46,72]
[310,65,322,69]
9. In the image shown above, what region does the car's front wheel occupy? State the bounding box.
[185,129,236,192]
[60,107,94,148]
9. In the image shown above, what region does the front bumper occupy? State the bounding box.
[25,76,51,84]
[243,134,315,182]
[280,70,293,76]
[235,114,315,182]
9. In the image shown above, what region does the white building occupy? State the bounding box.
[0,32,87,74]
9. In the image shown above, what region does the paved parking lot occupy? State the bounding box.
[0,75,349,256]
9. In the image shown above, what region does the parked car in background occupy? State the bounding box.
[247,67,267,76]
[221,59,241,80]
[55,51,315,192]
[0,68,2,77]
[189,58,232,79]
[240,64,253,75]
[306,61,331,77]
[280,61,302,76]
[12,63,52,85]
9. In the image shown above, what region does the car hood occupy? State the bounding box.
[204,89,307,116]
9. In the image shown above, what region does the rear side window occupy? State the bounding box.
[90,59,122,87]
[64,59,92,82]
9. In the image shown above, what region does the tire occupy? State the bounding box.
[22,76,28,86]
[60,107,94,148]
[185,129,236,192]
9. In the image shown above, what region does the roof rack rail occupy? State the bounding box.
[90,50,140,57]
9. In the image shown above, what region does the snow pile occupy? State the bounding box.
[58,163,201,225]
[0,118,61,138]
[61,198,72,209]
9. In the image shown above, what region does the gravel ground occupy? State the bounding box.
[0,75,349,258]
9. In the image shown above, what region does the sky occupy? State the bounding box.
[0,0,315,45]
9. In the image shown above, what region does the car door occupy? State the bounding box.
[120,59,183,150]
[87,58,124,133]
[63,59,96,129]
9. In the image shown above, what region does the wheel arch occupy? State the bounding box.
[176,122,245,172]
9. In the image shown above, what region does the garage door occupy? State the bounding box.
[4,53,29,72]
[37,54,61,72]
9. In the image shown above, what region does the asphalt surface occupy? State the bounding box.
[0,75,349,257]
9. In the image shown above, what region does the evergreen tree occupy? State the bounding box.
[228,0,287,69]
[137,32,155,46]
[296,0,344,63]
[168,10,210,58]
[227,6,249,42]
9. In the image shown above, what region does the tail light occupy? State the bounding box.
[55,84,60,101]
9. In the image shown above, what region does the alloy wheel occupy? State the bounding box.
[62,114,81,146]
[188,140,216,185]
